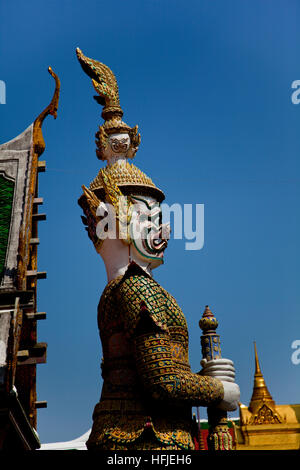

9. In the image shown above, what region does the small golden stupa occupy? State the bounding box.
[236,343,300,450]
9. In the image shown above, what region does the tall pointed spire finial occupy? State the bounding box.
[76,47,123,120]
[76,47,141,161]
[254,341,262,375]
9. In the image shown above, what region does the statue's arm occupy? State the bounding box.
[118,278,224,407]
[134,322,224,407]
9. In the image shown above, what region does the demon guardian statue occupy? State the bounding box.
[76,48,239,450]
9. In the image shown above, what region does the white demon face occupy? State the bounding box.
[95,192,170,269]
[101,133,131,163]
[108,133,130,154]
[129,195,170,268]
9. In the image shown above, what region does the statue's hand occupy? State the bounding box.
[217,382,240,411]
[200,358,240,411]
[200,358,235,382]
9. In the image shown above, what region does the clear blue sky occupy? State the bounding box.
[1,0,300,443]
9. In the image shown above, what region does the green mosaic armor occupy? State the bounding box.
[87,263,224,450]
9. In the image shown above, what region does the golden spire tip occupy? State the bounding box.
[254,341,262,375]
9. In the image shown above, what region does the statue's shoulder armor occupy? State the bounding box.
[98,263,187,336]
[97,274,123,332]
[116,262,169,337]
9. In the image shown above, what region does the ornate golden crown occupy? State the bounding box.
[89,161,165,202]
[76,48,164,202]
[76,48,141,161]
[77,49,165,251]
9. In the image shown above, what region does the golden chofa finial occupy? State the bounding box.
[33,66,60,156]
[76,47,141,161]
